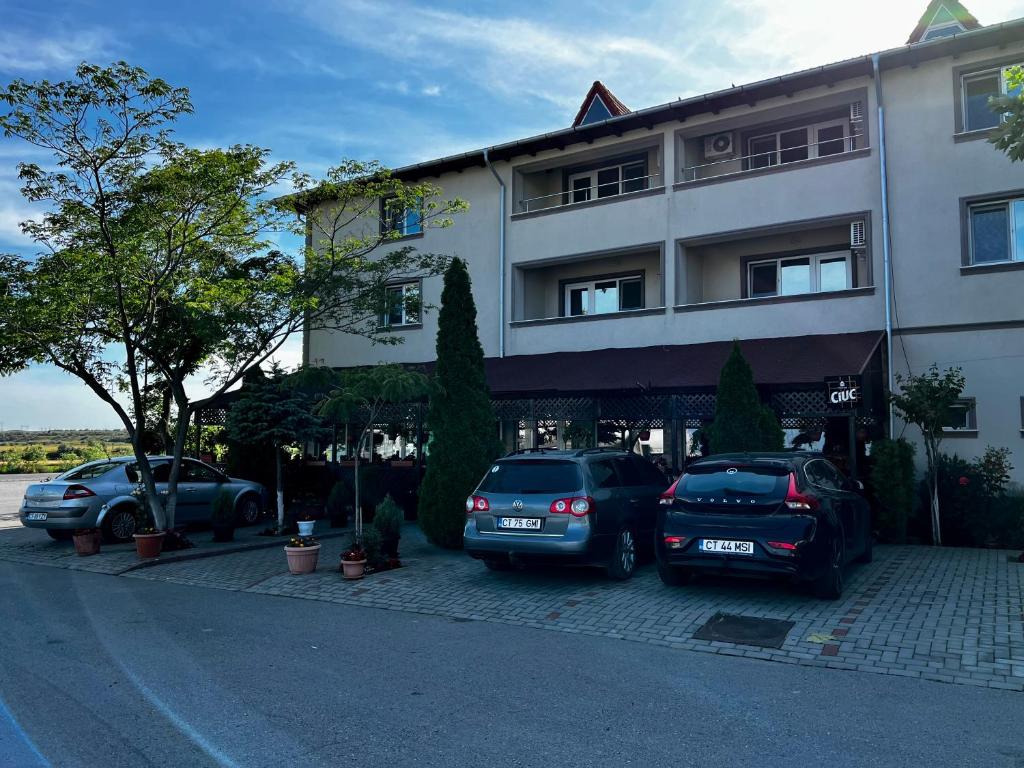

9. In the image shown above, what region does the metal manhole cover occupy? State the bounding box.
[693,612,795,649]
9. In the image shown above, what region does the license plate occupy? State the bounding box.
[25,512,48,521]
[700,539,754,555]
[496,517,542,530]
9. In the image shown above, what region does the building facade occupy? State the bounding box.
[304,2,1024,482]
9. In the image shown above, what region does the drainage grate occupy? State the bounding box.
[693,613,795,649]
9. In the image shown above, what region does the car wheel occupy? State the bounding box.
[657,560,691,586]
[483,557,513,572]
[814,537,844,600]
[102,506,137,543]
[606,527,637,580]
[236,495,261,526]
[857,530,874,564]
[46,529,73,542]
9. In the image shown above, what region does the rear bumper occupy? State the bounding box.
[20,501,99,530]
[464,520,607,563]
[663,550,805,579]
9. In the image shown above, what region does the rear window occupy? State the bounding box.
[477,460,583,494]
[57,461,119,481]
[677,465,789,498]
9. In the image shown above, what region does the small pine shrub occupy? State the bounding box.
[372,495,404,540]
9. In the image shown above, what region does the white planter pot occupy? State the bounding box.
[297,520,316,536]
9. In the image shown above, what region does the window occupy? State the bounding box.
[563,274,644,316]
[943,399,977,432]
[968,197,1024,264]
[566,159,647,204]
[58,461,118,481]
[961,65,1022,132]
[477,460,582,494]
[182,461,221,483]
[590,460,621,489]
[615,456,668,487]
[382,197,422,237]
[805,459,845,491]
[380,282,421,328]
[745,119,851,169]
[747,251,851,298]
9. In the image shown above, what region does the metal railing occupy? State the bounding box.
[680,133,867,183]
[517,172,663,214]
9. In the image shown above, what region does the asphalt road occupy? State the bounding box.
[1,562,1022,768]
[0,475,47,530]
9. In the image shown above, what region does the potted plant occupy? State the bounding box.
[72,528,101,556]
[211,490,236,543]
[297,513,316,537]
[284,535,320,574]
[326,480,353,529]
[133,526,164,559]
[340,540,367,580]
[373,495,404,558]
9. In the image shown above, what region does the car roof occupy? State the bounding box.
[499,448,634,461]
[689,452,818,469]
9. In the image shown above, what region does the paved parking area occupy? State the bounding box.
[125,524,1024,692]
[0,473,48,530]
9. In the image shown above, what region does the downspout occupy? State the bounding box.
[483,148,506,358]
[872,53,895,437]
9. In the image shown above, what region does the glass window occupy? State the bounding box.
[748,135,777,169]
[817,125,846,157]
[622,162,646,193]
[58,461,118,481]
[963,72,1001,132]
[381,282,420,327]
[779,128,809,164]
[677,466,789,498]
[568,286,588,316]
[1016,201,1024,262]
[619,278,643,310]
[818,257,849,292]
[779,257,811,295]
[590,460,620,489]
[183,461,220,483]
[943,400,976,431]
[597,167,620,198]
[478,460,583,494]
[970,204,1011,263]
[749,262,777,298]
[805,460,841,491]
[572,176,591,203]
[594,280,618,314]
[383,198,421,237]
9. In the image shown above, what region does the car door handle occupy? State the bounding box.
[629,498,640,504]
[184,488,196,493]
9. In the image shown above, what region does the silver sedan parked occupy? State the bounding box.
[20,456,266,542]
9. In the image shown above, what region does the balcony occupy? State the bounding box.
[512,247,664,324]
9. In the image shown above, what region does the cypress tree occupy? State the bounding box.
[707,341,784,454]
[418,258,501,548]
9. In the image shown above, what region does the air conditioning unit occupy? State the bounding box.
[849,101,864,122]
[850,220,867,248]
[704,132,735,159]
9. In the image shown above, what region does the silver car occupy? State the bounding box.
[20,456,266,542]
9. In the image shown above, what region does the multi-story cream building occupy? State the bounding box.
[304,1,1024,483]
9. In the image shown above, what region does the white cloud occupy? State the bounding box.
[422,84,441,97]
[0,28,118,74]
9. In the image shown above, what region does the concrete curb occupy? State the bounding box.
[116,529,353,575]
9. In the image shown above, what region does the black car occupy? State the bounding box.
[655,452,872,599]
[464,448,669,579]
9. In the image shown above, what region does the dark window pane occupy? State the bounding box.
[386,286,405,326]
[597,167,620,198]
[971,205,1010,263]
[572,176,591,203]
[943,401,972,430]
[591,460,620,488]
[748,136,777,169]
[750,262,777,297]
[964,73,1001,131]
[568,287,587,316]
[478,460,583,494]
[620,278,643,310]
[780,128,809,164]
[622,162,646,193]
[678,467,789,498]
[817,125,845,157]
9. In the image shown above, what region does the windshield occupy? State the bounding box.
[677,465,790,498]
[477,460,583,494]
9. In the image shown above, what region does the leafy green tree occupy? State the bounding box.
[707,342,784,454]
[989,65,1024,162]
[0,62,463,530]
[225,365,324,530]
[418,258,502,548]
[889,364,966,546]
[318,364,431,539]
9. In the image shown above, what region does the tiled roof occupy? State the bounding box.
[571,81,631,127]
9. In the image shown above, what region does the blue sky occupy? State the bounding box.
[2,0,1023,430]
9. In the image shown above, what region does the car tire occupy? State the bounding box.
[102,506,138,543]
[46,529,73,541]
[236,495,262,526]
[483,557,513,572]
[657,560,691,586]
[857,531,874,564]
[606,527,638,580]
[814,537,844,600]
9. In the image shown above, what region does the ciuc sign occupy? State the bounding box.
[825,375,863,410]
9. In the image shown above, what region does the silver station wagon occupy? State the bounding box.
[20,456,266,542]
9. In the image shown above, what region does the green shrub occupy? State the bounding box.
[869,439,916,543]
[21,445,46,462]
[211,490,235,526]
[326,481,353,525]
[707,342,783,454]
[925,447,1016,547]
[372,495,404,540]
[358,525,385,568]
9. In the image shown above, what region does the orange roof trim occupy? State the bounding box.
[571,81,631,128]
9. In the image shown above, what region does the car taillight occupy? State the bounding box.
[63,485,95,500]
[664,535,686,549]
[659,477,680,506]
[784,473,818,511]
[549,497,593,516]
[466,495,489,514]
[767,541,797,551]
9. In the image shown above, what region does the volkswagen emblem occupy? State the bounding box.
[726,467,738,475]
[512,499,524,511]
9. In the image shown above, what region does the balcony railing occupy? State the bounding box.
[517,172,663,214]
[680,133,867,183]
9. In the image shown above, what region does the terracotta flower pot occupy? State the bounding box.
[285,543,321,574]
[72,530,101,557]
[341,558,367,580]
[133,532,164,559]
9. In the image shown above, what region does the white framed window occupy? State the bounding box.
[943,398,977,432]
[746,119,852,170]
[566,159,647,204]
[747,251,851,299]
[968,197,1024,265]
[382,198,422,237]
[961,65,1022,132]
[380,282,421,328]
[563,274,644,316]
